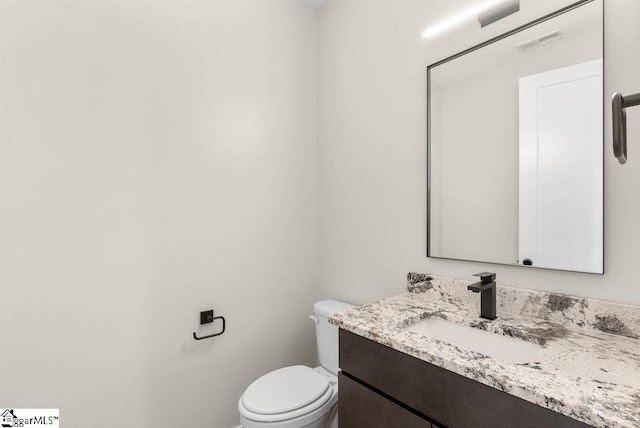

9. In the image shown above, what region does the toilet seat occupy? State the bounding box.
[239,366,336,424]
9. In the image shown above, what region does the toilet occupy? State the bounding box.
[238,300,354,428]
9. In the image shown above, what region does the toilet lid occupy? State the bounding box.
[241,366,331,415]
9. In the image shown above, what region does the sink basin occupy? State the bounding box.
[404,317,541,364]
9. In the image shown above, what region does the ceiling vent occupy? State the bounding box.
[515,30,563,53]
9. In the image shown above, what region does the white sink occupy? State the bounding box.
[404,317,542,364]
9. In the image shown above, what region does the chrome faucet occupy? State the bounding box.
[467,272,497,320]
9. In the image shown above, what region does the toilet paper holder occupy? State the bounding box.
[193,309,226,341]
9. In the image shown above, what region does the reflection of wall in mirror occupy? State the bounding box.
[435,65,519,264]
[430,82,443,256]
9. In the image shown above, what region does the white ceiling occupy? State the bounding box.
[304,0,327,8]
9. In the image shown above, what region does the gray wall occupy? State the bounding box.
[0,1,318,427]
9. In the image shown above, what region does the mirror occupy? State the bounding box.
[427,0,603,274]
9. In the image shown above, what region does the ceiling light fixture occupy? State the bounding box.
[422,0,520,40]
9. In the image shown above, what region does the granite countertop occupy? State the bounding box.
[329,274,640,428]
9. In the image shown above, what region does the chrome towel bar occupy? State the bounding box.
[612,91,640,164]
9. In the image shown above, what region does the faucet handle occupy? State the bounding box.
[473,272,496,284]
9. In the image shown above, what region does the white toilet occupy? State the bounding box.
[238,300,354,428]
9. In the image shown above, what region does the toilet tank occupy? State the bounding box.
[312,300,354,375]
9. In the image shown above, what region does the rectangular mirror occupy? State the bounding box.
[428,0,604,274]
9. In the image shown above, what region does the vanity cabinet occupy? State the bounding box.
[339,373,432,428]
[338,329,590,428]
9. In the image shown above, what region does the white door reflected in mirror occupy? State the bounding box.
[519,60,603,273]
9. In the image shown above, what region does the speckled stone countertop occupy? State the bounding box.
[329,274,640,428]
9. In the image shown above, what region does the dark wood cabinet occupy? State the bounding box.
[339,373,432,428]
[339,329,590,428]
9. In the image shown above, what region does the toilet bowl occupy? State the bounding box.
[238,366,338,428]
[238,300,353,428]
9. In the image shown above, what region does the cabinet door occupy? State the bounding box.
[339,373,431,428]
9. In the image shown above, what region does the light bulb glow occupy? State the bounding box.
[422,0,505,40]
